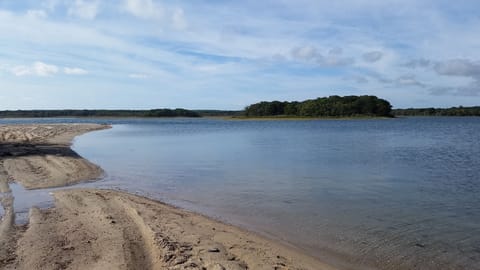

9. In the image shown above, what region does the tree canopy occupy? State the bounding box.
[244,95,393,118]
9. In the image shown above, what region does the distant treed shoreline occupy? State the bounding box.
[0,109,200,118]
[0,100,479,119]
[392,107,480,116]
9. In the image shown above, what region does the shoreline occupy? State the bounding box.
[0,124,335,269]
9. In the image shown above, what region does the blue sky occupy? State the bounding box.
[0,0,480,110]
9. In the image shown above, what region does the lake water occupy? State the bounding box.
[2,117,480,270]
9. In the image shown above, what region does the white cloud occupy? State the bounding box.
[172,8,187,30]
[123,0,163,19]
[11,66,31,76]
[68,0,100,20]
[64,67,88,75]
[11,62,59,76]
[25,10,47,20]
[129,73,149,79]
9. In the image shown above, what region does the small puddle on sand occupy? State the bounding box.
[0,175,114,226]
[0,181,61,226]
[9,182,57,225]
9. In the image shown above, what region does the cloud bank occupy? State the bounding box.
[0,1,480,109]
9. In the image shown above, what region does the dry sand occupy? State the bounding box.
[0,124,334,270]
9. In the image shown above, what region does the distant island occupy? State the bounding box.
[243,95,393,118]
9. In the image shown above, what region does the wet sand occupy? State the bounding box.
[0,124,334,270]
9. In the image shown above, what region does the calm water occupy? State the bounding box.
[2,117,480,270]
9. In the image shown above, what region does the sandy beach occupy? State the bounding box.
[0,124,333,270]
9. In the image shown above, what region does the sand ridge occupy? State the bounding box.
[0,124,109,189]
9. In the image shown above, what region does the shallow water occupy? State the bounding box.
[2,117,480,269]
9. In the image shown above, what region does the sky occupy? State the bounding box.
[0,0,480,110]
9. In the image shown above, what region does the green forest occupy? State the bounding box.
[243,95,393,118]
[392,107,480,116]
[0,109,200,118]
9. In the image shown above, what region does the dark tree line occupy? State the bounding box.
[0,109,200,118]
[393,107,480,116]
[194,110,243,117]
[244,95,393,117]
